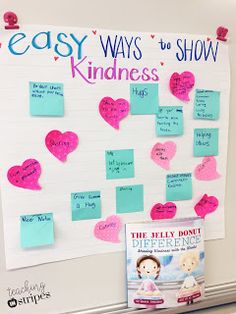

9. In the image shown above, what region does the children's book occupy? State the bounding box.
[125,217,204,309]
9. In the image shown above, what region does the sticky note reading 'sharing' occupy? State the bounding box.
[20,213,54,248]
[116,184,144,213]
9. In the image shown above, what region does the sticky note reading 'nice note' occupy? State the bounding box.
[71,191,101,221]
[194,89,220,120]
[156,106,183,136]
[30,82,64,116]
[130,83,159,114]
[194,128,219,157]
[20,213,54,249]
[105,149,134,179]
[116,184,144,214]
[166,173,192,201]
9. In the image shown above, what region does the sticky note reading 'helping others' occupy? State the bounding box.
[130,83,159,114]
[71,191,101,221]
[29,82,64,116]
[116,184,144,214]
[105,149,134,179]
[194,128,219,157]
[156,106,183,136]
[166,173,192,201]
[20,213,54,249]
[194,89,220,120]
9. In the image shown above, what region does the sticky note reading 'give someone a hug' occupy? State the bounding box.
[130,83,159,114]
[29,81,64,116]
[71,191,101,221]
[166,173,192,201]
[105,149,134,179]
[20,213,54,249]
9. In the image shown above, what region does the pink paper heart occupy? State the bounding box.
[194,156,220,181]
[194,194,219,218]
[169,71,195,101]
[151,141,176,170]
[150,202,177,220]
[45,130,79,162]
[99,97,129,129]
[94,215,122,243]
[7,159,41,190]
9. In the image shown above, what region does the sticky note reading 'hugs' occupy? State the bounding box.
[71,191,101,221]
[20,213,54,248]
[194,128,219,156]
[166,173,192,201]
[194,89,220,120]
[116,184,144,214]
[156,106,183,136]
[105,149,134,179]
[30,82,64,116]
[130,83,159,114]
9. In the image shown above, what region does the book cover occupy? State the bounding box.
[125,217,204,309]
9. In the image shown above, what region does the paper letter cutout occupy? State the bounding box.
[105,149,134,179]
[71,191,101,221]
[194,194,219,218]
[151,141,176,170]
[99,97,129,129]
[194,156,220,181]
[7,159,42,190]
[194,128,219,157]
[130,83,159,114]
[94,215,122,243]
[156,106,183,136]
[45,130,79,162]
[29,82,64,116]
[150,202,177,220]
[166,173,192,201]
[194,89,220,120]
[169,71,195,101]
[116,184,144,214]
[20,213,54,248]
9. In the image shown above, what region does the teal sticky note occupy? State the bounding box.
[116,184,144,214]
[130,83,159,114]
[194,128,219,156]
[20,213,54,248]
[29,81,64,116]
[71,191,101,221]
[156,106,183,136]
[105,149,134,179]
[194,89,220,120]
[166,173,192,201]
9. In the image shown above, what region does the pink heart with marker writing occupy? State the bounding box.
[194,194,219,218]
[194,156,220,181]
[94,215,122,243]
[169,71,195,101]
[150,202,177,220]
[99,97,130,129]
[45,130,79,162]
[151,141,176,170]
[7,159,42,190]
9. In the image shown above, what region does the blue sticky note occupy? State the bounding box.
[166,173,192,201]
[71,191,101,221]
[130,83,159,114]
[29,81,64,116]
[116,184,144,214]
[194,89,220,120]
[194,128,219,156]
[156,106,183,136]
[105,149,134,179]
[20,213,54,248]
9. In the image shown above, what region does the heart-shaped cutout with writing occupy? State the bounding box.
[94,215,122,243]
[194,194,219,218]
[151,141,176,170]
[194,156,220,181]
[99,97,130,129]
[45,130,79,162]
[7,159,42,190]
[150,202,177,220]
[169,71,195,101]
